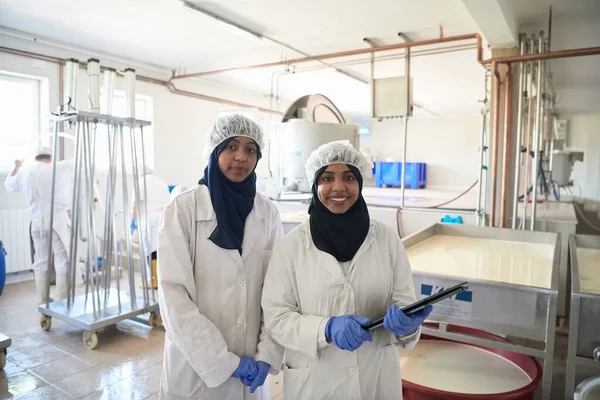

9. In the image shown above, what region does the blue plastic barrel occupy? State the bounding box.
[0,241,6,296]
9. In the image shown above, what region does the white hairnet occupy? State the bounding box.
[305,140,373,182]
[36,146,52,157]
[169,185,188,200]
[207,114,265,154]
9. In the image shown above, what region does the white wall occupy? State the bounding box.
[561,112,600,202]
[359,115,483,189]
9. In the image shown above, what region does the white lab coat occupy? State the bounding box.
[136,174,170,255]
[157,185,284,400]
[4,160,73,273]
[262,220,420,400]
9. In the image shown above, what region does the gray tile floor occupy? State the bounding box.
[1,277,598,399]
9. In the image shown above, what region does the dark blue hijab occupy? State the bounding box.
[199,138,262,254]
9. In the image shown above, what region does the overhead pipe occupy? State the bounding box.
[484,45,600,64]
[0,45,282,114]
[499,63,512,228]
[489,61,501,227]
[170,33,485,80]
[511,37,526,229]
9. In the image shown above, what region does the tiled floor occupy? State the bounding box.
[0,276,597,399]
[0,277,283,400]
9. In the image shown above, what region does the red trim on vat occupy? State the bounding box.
[402,324,542,400]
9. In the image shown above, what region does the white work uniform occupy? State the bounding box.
[157,185,284,400]
[262,220,420,400]
[4,160,73,273]
[136,174,170,255]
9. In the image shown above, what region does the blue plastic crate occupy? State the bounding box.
[375,162,426,189]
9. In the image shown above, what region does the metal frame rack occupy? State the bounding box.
[38,110,161,350]
[565,234,600,397]
[402,223,559,400]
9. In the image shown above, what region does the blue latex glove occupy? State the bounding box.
[249,361,270,393]
[130,219,136,234]
[232,356,258,385]
[325,314,373,351]
[383,305,433,336]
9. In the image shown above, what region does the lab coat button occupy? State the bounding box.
[237,321,243,327]
[349,368,356,374]
[237,280,244,287]
[344,285,351,291]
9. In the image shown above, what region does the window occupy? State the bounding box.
[0,73,41,172]
[93,90,154,173]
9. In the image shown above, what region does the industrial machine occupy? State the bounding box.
[271,94,359,196]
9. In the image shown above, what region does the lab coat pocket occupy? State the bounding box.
[283,365,312,399]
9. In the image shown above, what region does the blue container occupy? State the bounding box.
[375,162,427,189]
[0,241,6,296]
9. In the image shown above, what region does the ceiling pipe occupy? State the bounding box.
[171,33,485,80]
[483,46,600,64]
[0,45,281,114]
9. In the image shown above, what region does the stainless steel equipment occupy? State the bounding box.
[402,223,559,400]
[39,107,161,350]
[566,234,600,397]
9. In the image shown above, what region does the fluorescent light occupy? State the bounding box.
[180,1,263,41]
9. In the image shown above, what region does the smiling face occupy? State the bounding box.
[217,136,259,182]
[316,164,360,214]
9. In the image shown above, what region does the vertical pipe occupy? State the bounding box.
[45,121,61,308]
[521,36,536,230]
[119,124,136,309]
[87,58,101,113]
[102,68,116,115]
[499,64,512,228]
[138,125,155,304]
[124,68,136,119]
[489,61,501,227]
[400,47,411,208]
[531,32,545,231]
[64,58,79,112]
[512,38,526,229]
[475,70,489,227]
[67,121,83,308]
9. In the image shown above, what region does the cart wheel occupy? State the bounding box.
[40,315,52,331]
[83,331,98,350]
[149,312,163,328]
[0,349,6,370]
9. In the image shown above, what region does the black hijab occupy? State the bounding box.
[198,138,262,254]
[308,164,370,262]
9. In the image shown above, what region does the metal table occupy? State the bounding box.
[565,234,600,398]
[403,223,559,400]
[0,333,11,370]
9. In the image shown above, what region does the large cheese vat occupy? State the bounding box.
[401,325,542,400]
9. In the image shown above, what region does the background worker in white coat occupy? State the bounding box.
[4,146,73,304]
[261,141,432,400]
[157,114,284,400]
[131,165,170,288]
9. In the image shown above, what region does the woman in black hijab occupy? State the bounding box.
[157,114,284,400]
[261,141,431,399]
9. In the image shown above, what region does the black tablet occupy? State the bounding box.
[364,281,469,331]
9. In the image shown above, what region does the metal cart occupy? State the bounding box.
[565,234,600,398]
[38,108,161,349]
[402,223,559,400]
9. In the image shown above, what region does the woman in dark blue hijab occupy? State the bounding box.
[157,114,284,400]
